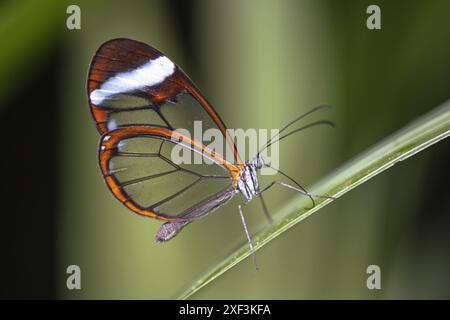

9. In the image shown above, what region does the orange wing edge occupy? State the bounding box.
[98,125,242,221]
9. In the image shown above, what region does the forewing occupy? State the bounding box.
[88,38,241,163]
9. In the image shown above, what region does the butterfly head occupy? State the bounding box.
[251,154,265,170]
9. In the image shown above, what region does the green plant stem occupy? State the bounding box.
[179,100,450,299]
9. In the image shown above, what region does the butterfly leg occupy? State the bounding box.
[258,181,335,208]
[258,194,273,224]
[238,204,259,270]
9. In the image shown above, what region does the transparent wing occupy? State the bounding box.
[99,126,240,220]
[88,38,240,164]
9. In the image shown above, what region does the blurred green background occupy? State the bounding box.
[1,0,449,299]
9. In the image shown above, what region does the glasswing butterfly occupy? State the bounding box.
[87,38,333,264]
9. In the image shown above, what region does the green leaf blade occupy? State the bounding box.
[179,101,450,299]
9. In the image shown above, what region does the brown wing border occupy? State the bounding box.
[87,38,243,164]
[98,125,241,221]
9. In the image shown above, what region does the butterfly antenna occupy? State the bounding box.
[257,104,331,156]
[238,204,258,270]
[262,120,335,152]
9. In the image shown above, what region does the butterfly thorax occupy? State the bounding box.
[237,156,264,202]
